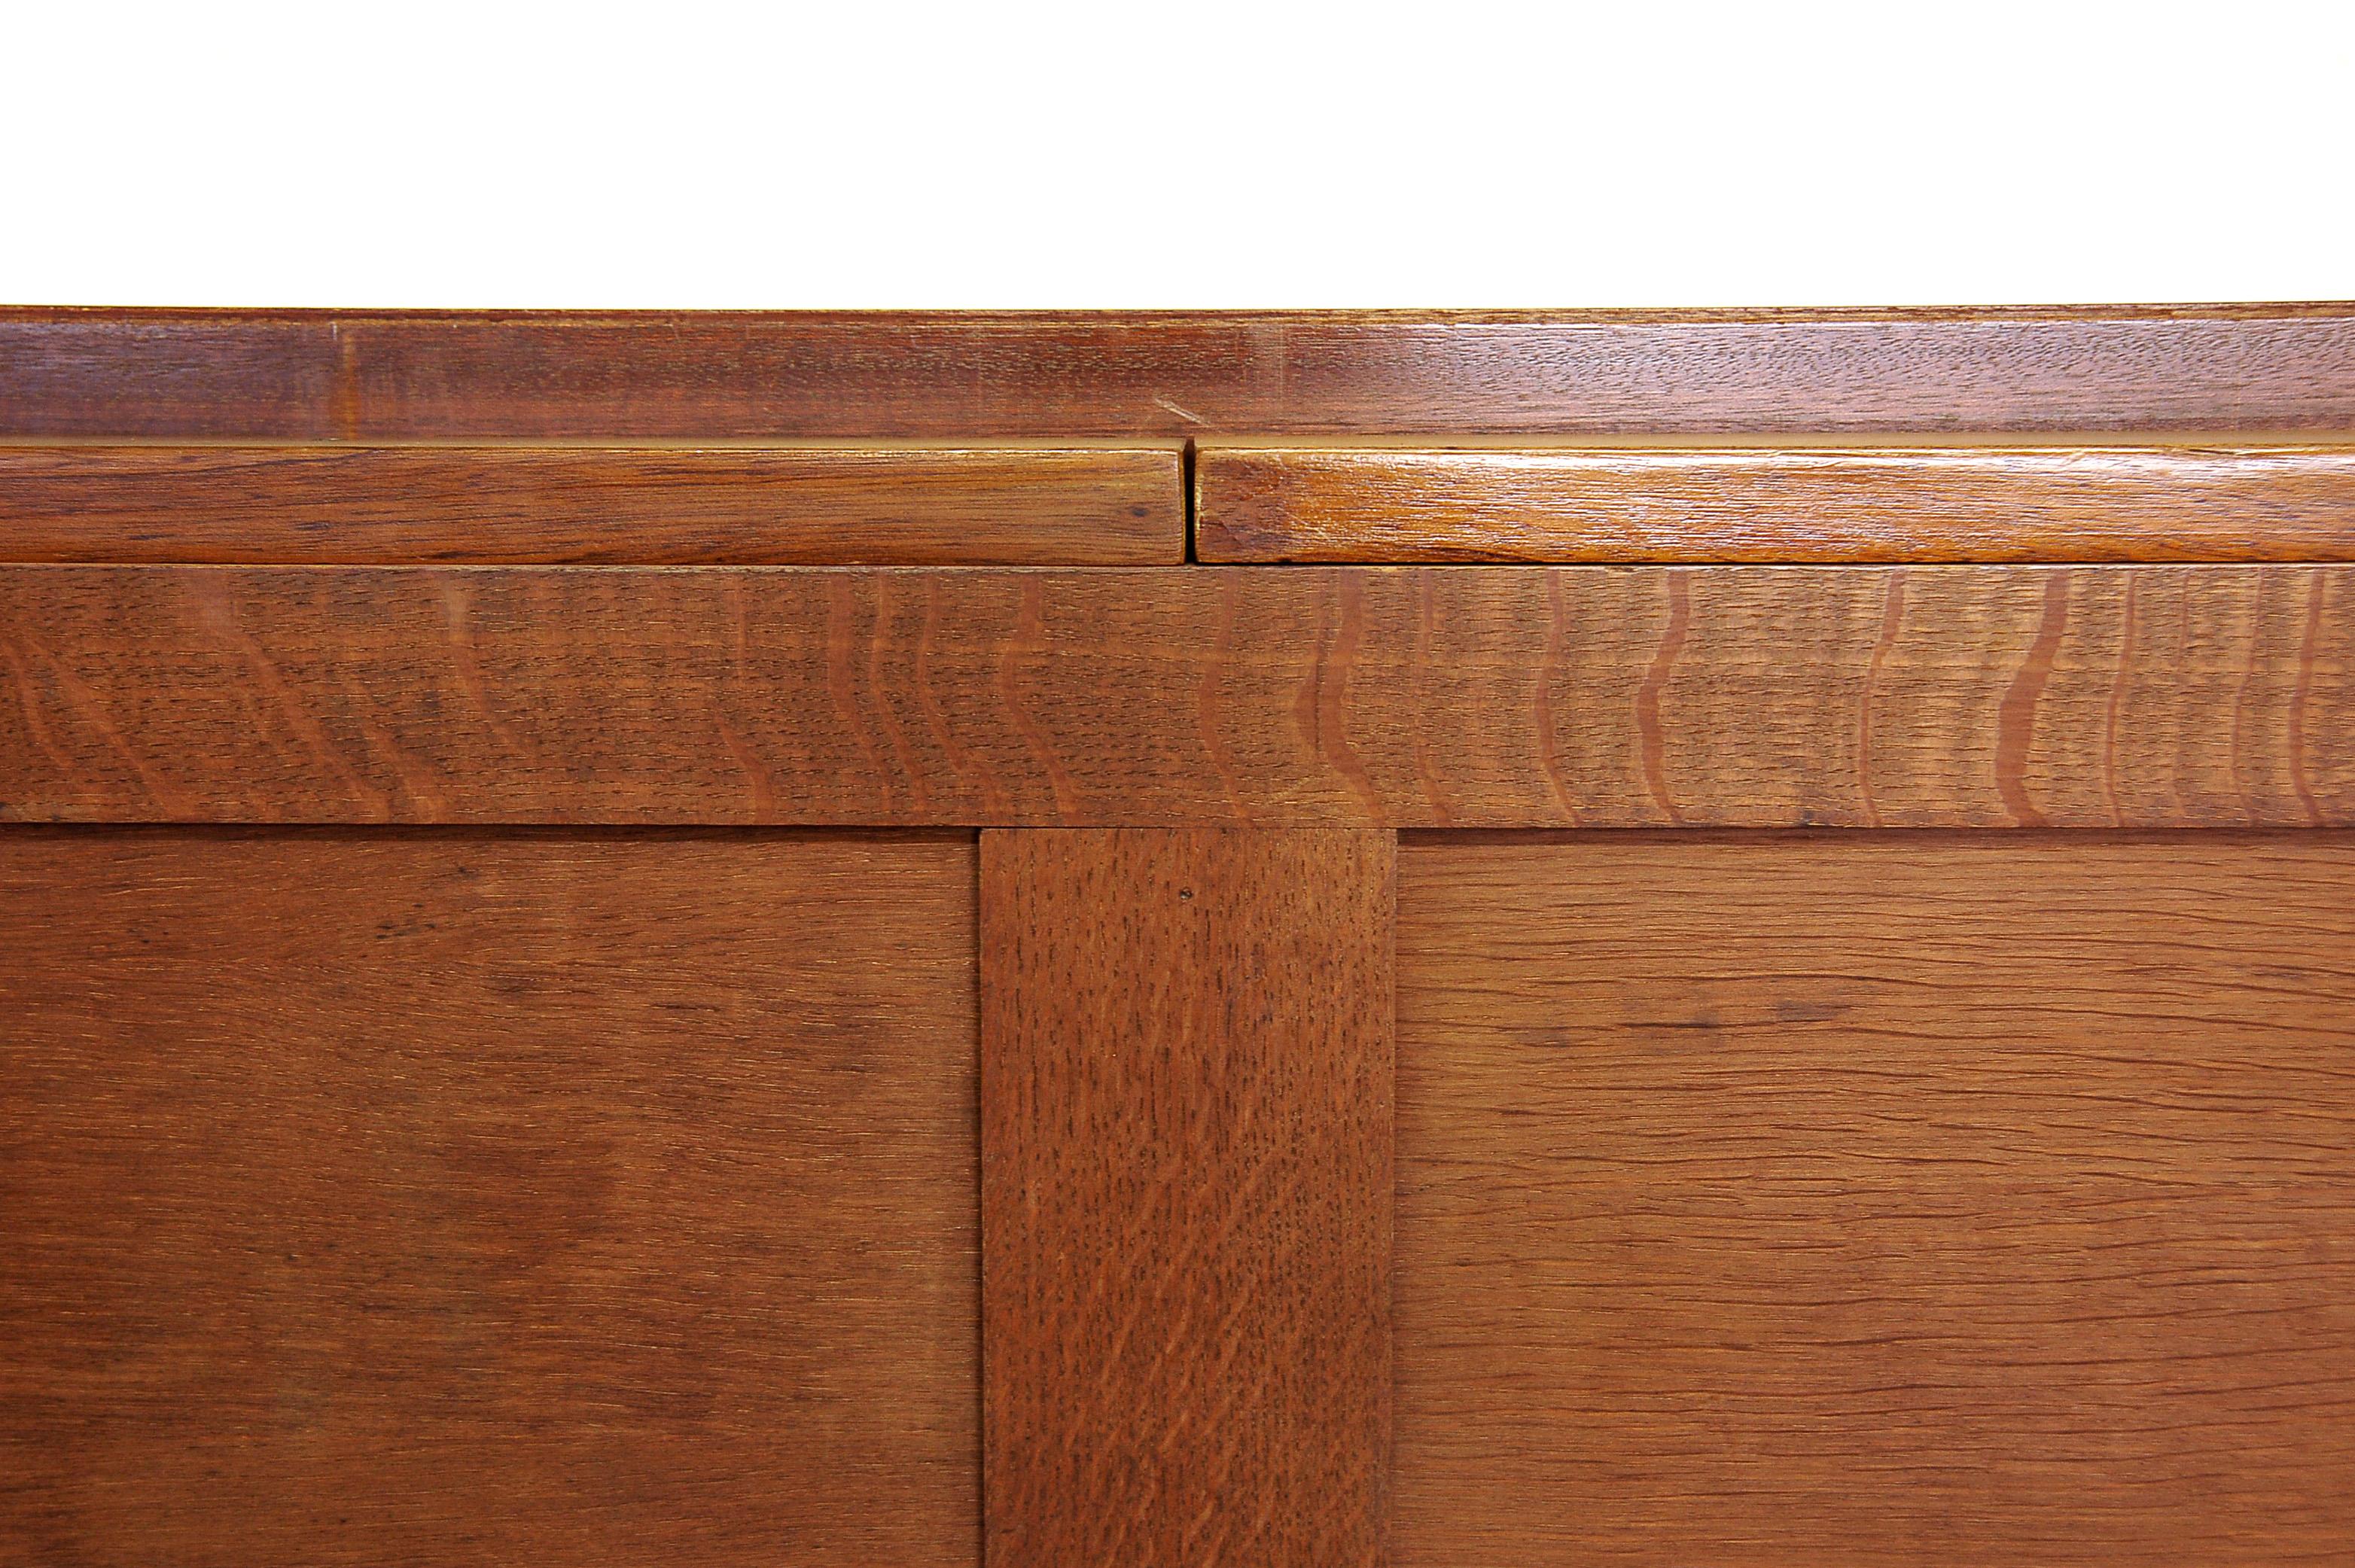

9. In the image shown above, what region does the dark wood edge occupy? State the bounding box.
[8,307,2353,437]
[12,304,2352,324]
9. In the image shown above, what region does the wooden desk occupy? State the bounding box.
[4,308,2351,1565]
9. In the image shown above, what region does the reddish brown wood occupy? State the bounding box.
[2,564,2348,827]
[1198,443,2355,562]
[1394,830,2355,1566]
[0,828,979,1566]
[9,305,2352,1568]
[0,443,1183,564]
[981,829,1394,1568]
[5,306,2354,437]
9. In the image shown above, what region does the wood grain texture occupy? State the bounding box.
[1394,828,2355,1554]
[0,829,979,1566]
[2,565,2349,827]
[1394,831,2355,1566]
[0,443,1183,564]
[5,306,2354,437]
[1198,444,2355,563]
[981,830,1394,1568]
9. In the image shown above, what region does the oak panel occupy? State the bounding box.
[1198,444,2355,563]
[0,829,979,1566]
[1394,831,2355,1566]
[0,443,1183,564]
[5,306,2353,437]
[2,565,2348,827]
[981,830,1393,1567]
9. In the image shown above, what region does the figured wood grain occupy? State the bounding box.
[1198,445,2355,562]
[1,565,2348,827]
[5,306,2354,437]
[0,829,979,1566]
[981,830,1394,1568]
[0,443,1183,564]
[1394,831,2355,1566]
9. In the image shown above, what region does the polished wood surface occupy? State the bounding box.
[1394,830,2355,1565]
[2,564,2347,827]
[1199,444,2355,562]
[981,830,1393,1567]
[5,306,2353,437]
[8,305,2355,1561]
[0,829,979,1566]
[0,443,1183,564]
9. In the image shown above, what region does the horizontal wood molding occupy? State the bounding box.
[1199,444,2355,563]
[0,828,980,1565]
[1394,830,2355,1563]
[0,443,1182,565]
[982,829,1394,1567]
[2,564,2347,827]
[5,306,2354,437]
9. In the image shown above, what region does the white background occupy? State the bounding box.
[4,2,2349,308]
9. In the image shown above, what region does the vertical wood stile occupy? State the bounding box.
[980,829,1396,1567]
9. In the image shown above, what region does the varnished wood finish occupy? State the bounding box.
[0,443,1183,564]
[2,564,2347,827]
[1393,831,2355,1566]
[981,830,1394,1567]
[1199,444,2355,563]
[8,305,2355,1563]
[0,829,979,1565]
[5,306,2354,437]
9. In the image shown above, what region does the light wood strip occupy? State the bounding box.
[1198,444,2355,562]
[1394,830,2355,1565]
[0,827,979,1565]
[0,443,1183,564]
[981,829,1393,1567]
[1,565,2348,827]
[4,306,2353,437]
